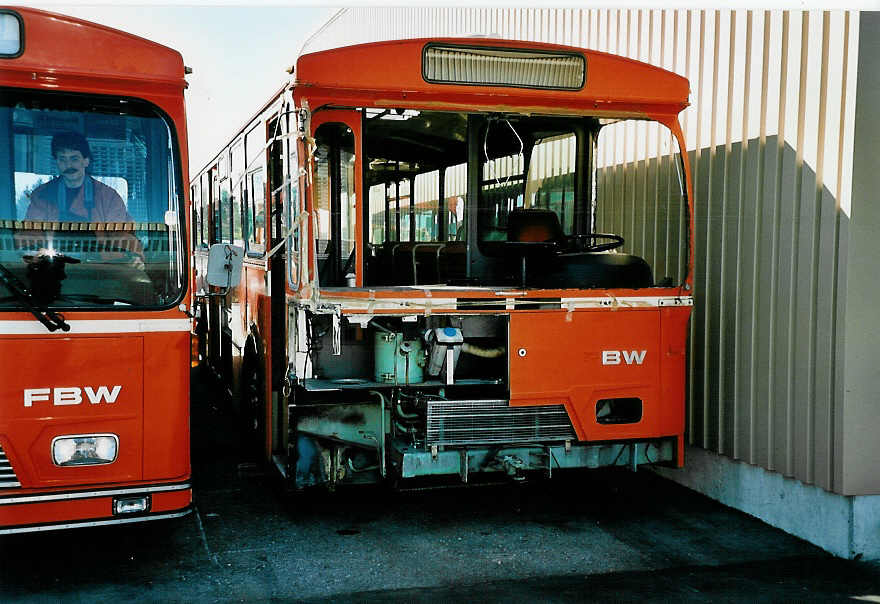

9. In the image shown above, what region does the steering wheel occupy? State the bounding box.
[571,233,625,253]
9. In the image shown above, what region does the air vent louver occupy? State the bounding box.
[423,44,585,90]
[427,399,576,446]
[0,444,21,488]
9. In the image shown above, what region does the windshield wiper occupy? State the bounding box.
[0,261,70,332]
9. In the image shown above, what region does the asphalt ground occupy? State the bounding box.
[1,368,878,602]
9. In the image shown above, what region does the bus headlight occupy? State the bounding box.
[52,434,118,466]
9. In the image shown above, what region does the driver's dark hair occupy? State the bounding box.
[51,131,91,160]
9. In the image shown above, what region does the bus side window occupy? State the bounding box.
[313,122,355,287]
[219,178,232,244]
[191,182,200,251]
[231,141,245,248]
[413,170,439,242]
[200,172,210,247]
[246,168,265,253]
[444,163,467,241]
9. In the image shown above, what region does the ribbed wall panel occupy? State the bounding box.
[303,9,861,494]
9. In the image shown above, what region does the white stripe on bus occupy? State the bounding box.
[0,319,192,335]
[0,482,192,505]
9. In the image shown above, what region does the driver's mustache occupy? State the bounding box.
[63,169,77,174]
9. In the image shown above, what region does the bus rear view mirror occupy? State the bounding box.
[205,244,243,289]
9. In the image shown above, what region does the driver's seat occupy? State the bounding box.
[506,208,653,289]
[502,208,564,287]
[507,208,564,245]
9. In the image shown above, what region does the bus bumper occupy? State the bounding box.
[396,438,677,480]
[0,482,192,535]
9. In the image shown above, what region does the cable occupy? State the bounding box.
[483,117,524,188]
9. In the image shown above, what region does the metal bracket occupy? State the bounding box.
[459,450,469,483]
[331,308,341,356]
[658,296,694,307]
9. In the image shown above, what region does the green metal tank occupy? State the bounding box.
[373,331,424,384]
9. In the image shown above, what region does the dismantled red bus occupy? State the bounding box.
[193,37,693,490]
[0,8,192,532]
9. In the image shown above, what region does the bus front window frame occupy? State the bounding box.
[0,87,188,311]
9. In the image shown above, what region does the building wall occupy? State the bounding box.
[841,12,880,496]
[302,9,871,495]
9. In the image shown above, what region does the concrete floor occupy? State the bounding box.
[1,370,878,602]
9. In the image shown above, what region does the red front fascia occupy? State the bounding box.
[0,328,190,531]
[2,335,145,486]
[509,307,690,452]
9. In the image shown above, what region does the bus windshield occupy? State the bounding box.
[0,89,186,309]
[360,109,687,289]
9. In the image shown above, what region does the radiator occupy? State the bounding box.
[426,399,576,446]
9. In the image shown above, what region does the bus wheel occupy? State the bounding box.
[240,342,265,462]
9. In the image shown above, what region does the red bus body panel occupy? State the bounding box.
[509,307,689,458]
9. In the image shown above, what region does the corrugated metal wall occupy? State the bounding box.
[303,8,862,494]
[595,122,689,287]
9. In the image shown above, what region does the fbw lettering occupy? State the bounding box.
[23,386,122,407]
[601,350,647,366]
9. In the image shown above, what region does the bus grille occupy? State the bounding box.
[0,445,21,488]
[426,399,576,446]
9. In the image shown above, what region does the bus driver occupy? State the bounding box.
[22,131,145,270]
[25,131,134,223]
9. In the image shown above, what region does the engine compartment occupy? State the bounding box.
[287,310,677,490]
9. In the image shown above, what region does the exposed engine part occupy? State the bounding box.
[395,401,419,421]
[499,454,526,479]
[459,315,503,338]
[425,326,464,377]
[368,319,395,333]
[426,399,576,446]
[460,342,505,358]
[373,331,425,384]
[348,457,379,473]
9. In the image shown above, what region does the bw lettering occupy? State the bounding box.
[601,350,647,366]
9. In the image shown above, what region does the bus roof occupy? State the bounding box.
[1,7,186,89]
[295,37,689,117]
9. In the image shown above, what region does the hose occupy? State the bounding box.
[395,401,420,422]
[461,342,505,359]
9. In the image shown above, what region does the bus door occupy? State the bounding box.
[219,151,242,396]
[267,114,287,452]
[206,165,221,373]
[194,171,211,363]
[308,110,362,288]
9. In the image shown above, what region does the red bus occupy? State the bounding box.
[193,38,693,489]
[0,7,192,532]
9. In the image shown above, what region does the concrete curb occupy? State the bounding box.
[654,446,880,560]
